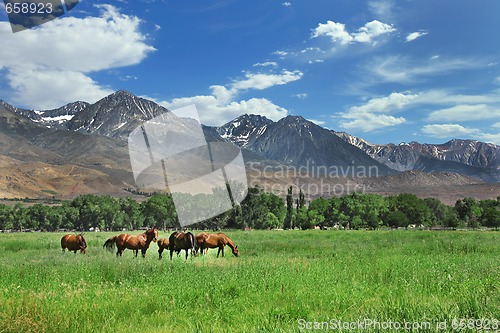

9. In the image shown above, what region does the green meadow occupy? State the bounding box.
[0,230,498,333]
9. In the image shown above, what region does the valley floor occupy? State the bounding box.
[0,230,498,332]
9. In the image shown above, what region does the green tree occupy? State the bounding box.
[284,186,294,229]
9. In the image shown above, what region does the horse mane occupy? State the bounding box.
[79,234,87,248]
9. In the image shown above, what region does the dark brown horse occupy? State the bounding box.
[195,232,239,257]
[61,233,87,254]
[169,231,196,260]
[103,228,158,257]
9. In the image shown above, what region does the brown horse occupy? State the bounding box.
[103,228,158,257]
[61,233,87,254]
[195,232,239,257]
[169,231,196,260]
[157,237,180,259]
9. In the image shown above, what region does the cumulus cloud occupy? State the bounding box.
[230,70,302,91]
[0,5,155,108]
[161,94,288,126]
[158,69,303,126]
[312,20,395,46]
[312,21,353,45]
[405,31,428,42]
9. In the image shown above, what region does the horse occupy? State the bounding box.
[168,231,196,260]
[157,237,180,259]
[61,233,87,254]
[103,228,158,258]
[195,232,239,257]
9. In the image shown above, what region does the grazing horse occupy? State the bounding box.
[195,232,239,257]
[103,228,158,258]
[169,231,196,260]
[61,233,87,254]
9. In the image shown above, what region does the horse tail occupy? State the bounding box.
[103,236,117,251]
[188,232,196,252]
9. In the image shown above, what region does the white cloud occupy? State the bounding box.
[420,123,500,144]
[364,55,486,84]
[0,5,155,108]
[338,89,500,134]
[230,70,303,91]
[340,113,405,132]
[352,20,396,44]
[292,93,308,99]
[349,92,419,114]
[307,119,326,125]
[312,20,395,46]
[6,66,114,109]
[405,31,428,42]
[161,94,288,126]
[282,2,292,6]
[479,133,500,145]
[492,122,500,128]
[253,61,278,67]
[421,124,479,138]
[157,68,303,126]
[368,0,395,21]
[427,104,500,122]
[312,21,353,45]
[273,50,290,57]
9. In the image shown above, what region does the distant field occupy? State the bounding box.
[0,230,498,333]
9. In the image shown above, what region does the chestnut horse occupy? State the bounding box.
[157,237,180,259]
[195,232,239,257]
[103,228,158,257]
[169,231,196,260]
[61,233,87,254]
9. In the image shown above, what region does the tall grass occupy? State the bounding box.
[0,230,498,332]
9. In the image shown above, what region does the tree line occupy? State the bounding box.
[0,187,499,231]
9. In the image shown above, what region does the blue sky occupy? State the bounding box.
[1,0,499,145]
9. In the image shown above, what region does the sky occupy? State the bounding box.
[1,0,499,145]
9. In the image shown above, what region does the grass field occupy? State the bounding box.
[0,230,498,333]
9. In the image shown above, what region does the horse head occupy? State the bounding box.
[78,233,87,254]
[232,245,239,257]
[147,228,158,243]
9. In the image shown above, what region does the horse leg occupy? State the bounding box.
[158,248,163,259]
[170,249,174,260]
[185,249,189,260]
[141,249,146,258]
[217,247,221,258]
[221,246,225,257]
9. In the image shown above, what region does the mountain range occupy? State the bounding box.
[0,90,498,201]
